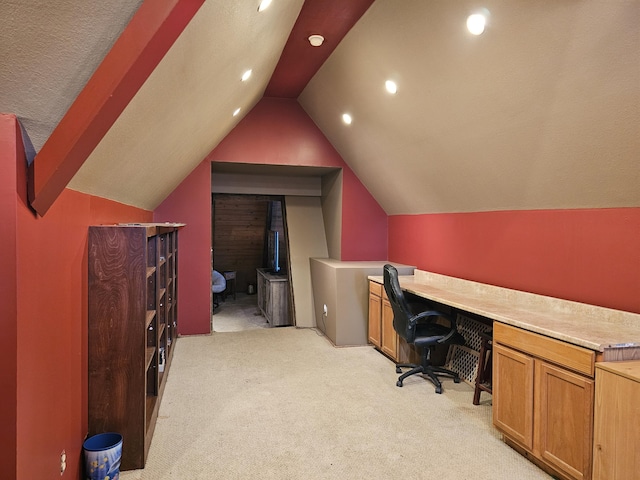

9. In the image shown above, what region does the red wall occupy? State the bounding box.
[1,114,152,479]
[158,97,388,335]
[389,209,640,314]
[154,160,212,335]
[0,114,21,480]
[207,97,388,262]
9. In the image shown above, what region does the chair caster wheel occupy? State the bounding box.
[435,386,443,394]
[396,381,403,387]
[454,377,461,383]
[396,367,402,374]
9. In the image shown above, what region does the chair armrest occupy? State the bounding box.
[410,310,460,344]
[437,313,460,344]
[410,310,448,325]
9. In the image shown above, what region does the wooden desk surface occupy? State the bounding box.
[369,270,640,353]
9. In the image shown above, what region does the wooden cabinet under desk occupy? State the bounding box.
[367,269,640,480]
[592,361,640,480]
[368,280,418,364]
[257,268,290,327]
[493,322,595,480]
[367,281,382,348]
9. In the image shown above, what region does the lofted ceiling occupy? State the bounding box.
[1,0,638,215]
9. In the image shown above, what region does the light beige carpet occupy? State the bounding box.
[120,327,551,479]
[212,293,269,332]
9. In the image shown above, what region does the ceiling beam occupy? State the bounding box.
[264,0,375,98]
[28,0,205,216]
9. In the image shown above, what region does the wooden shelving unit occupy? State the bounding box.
[88,223,182,470]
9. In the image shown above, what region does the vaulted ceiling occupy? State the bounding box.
[1,0,638,215]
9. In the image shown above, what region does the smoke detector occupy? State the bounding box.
[308,34,325,47]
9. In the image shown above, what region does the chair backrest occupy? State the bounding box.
[383,264,417,343]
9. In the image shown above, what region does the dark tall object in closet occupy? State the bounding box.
[87,223,182,470]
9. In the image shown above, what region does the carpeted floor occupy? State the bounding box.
[212,293,269,332]
[120,320,552,479]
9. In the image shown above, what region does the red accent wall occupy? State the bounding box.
[158,98,387,335]
[0,114,20,480]
[154,160,212,335]
[209,97,388,261]
[1,114,152,479]
[340,166,388,260]
[389,209,640,314]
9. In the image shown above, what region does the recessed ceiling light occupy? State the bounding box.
[233,108,241,117]
[308,35,324,47]
[258,0,272,12]
[385,80,397,94]
[467,12,488,35]
[342,113,352,125]
[241,69,252,81]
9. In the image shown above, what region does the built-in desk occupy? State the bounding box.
[368,270,640,355]
[368,269,640,480]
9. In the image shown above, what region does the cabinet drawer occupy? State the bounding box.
[494,323,595,377]
[369,280,382,297]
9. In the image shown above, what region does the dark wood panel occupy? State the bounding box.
[88,227,147,469]
[213,194,281,292]
[88,225,181,471]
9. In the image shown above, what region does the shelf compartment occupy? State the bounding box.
[145,310,156,330]
[145,347,155,371]
[157,323,166,341]
[88,224,181,471]
[145,395,157,430]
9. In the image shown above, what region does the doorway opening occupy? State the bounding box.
[211,193,292,332]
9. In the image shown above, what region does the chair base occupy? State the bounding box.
[395,362,461,394]
[213,292,224,310]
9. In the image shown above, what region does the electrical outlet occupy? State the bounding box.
[60,450,66,475]
[323,304,328,316]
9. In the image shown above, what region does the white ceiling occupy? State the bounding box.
[1,0,639,214]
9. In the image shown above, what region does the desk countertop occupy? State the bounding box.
[369,270,640,353]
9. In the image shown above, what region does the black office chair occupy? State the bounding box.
[383,264,465,394]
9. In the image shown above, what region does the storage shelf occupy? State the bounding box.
[145,347,155,371]
[146,310,156,329]
[89,224,181,471]
[145,395,157,429]
[158,323,165,341]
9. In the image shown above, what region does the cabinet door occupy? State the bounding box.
[593,365,640,480]
[536,361,593,480]
[380,296,398,360]
[493,343,535,450]
[368,291,381,347]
